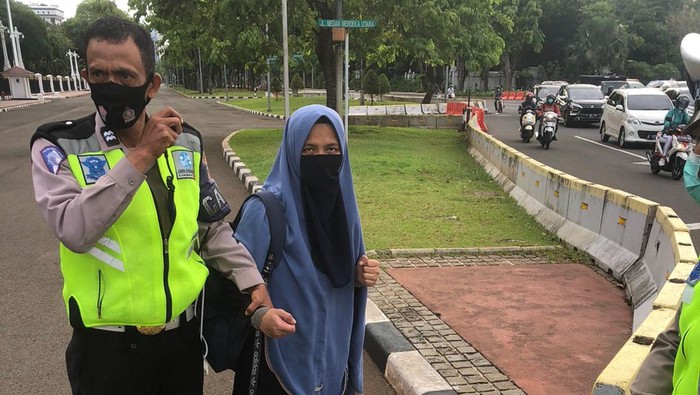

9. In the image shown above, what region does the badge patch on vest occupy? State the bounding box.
[173,151,194,179]
[687,257,700,287]
[79,154,110,184]
[40,146,66,175]
[100,127,120,147]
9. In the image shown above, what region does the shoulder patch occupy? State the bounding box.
[100,127,120,147]
[79,154,110,185]
[173,150,195,179]
[40,146,66,175]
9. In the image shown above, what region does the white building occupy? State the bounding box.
[26,3,64,25]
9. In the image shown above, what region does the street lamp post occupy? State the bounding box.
[67,51,75,90]
[72,52,82,90]
[5,0,18,67]
[282,0,290,118]
[0,20,9,70]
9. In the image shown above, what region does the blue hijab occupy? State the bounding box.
[234,104,367,394]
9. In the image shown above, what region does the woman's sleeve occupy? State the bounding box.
[233,198,271,271]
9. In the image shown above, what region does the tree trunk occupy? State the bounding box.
[503,54,512,91]
[480,66,489,91]
[421,65,439,104]
[309,0,337,110]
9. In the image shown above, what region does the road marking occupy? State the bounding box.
[632,161,649,165]
[573,136,647,160]
[687,223,700,231]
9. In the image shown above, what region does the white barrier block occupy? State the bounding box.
[385,104,406,115]
[590,190,657,280]
[367,106,387,116]
[405,104,423,115]
[515,158,549,207]
[421,104,439,114]
[438,103,447,114]
[349,106,368,116]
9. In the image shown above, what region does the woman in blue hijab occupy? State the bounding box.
[233,104,380,394]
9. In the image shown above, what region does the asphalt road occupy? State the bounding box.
[0,89,394,395]
[485,101,700,252]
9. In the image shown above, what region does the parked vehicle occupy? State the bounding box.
[519,108,537,143]
[534,84,561,105]
[645,125,693,180]
[556,84,606,126]
[599,88,672,147]
[537,111,558,149]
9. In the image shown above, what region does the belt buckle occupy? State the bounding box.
[136,324,166,335]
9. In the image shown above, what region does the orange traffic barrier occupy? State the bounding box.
[514,91,525,100]
[470,107,488,132]
[446,101,468,115]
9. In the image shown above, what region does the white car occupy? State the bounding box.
[599,88,673,147]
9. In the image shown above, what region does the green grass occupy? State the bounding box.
[223,97,408,116]
[230,127,560,250]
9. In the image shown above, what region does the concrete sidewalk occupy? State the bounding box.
[0,91,89,112]
[221,127,633,395]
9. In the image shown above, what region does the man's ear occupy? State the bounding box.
[80,68,87,81]
[147,73,162,100]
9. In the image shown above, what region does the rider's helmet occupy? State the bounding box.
[546,93,556,104]
[677,94,691,110]
[525,92,534,100]
[496,85,502,91]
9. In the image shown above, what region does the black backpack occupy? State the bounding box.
[201,190,285,374]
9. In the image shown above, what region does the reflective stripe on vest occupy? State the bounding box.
[59,144,207,327]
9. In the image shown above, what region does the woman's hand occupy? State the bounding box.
[356,255,380,286]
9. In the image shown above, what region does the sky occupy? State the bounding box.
[19,0,132,19]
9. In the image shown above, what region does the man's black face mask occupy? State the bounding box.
[89,76,152,130]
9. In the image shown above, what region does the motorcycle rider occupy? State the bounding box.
[494,85,503,112]
[659,94,691,165]
[536,93,561,141]
[518,92,538,126]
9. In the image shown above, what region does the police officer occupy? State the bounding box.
[30,16,293,395]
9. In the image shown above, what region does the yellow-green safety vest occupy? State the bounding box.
[59,136,207,327]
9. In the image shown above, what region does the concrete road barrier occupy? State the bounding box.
[463,122,699,394]
[386,104,406,115]
[421,104,440,114]
[405,104,423,115]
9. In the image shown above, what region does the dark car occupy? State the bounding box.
[557,84,606,126]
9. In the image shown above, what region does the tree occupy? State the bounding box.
[271,77,283,100]
[291,73,304,96]
[363,69,379,105]
[62,0,130,57]
[492,0,544,90]
[38,24,75,76]
[378,73,390,101]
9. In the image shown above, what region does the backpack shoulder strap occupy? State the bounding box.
[231,191,285,279]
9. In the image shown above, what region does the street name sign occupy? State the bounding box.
[316,19,377,28]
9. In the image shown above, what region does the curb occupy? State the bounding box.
[0,99,52,113]
[217,101,286,119]
[222,129,456,395]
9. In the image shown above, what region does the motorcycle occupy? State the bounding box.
[495,98,504,114]
[645,125,693,180]
[519,109,537,143]
[537,111,558,150]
